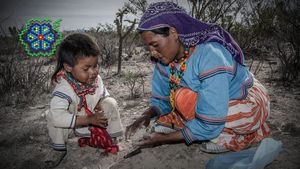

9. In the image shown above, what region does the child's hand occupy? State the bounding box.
[88,111,108,128]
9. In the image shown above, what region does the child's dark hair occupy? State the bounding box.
[52,33,100,82]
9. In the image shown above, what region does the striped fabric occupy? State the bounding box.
[157,79,270,151]
[215,79,270,151]
[50,143,67,151]
[199,66,235,81]
[52,91,72,104]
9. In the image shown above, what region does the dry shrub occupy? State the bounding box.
[123,71,146,99]
[0,33,51,107]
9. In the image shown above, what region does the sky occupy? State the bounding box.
[0,0,190,31]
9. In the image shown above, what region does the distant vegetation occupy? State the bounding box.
[0,0,299,106]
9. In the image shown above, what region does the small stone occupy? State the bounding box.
[44,110,49,116]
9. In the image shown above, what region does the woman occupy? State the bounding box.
[125,2,270,153]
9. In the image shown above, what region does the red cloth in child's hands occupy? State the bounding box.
[78,127,119,154]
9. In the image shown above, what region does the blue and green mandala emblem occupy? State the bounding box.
[19,18,62,57]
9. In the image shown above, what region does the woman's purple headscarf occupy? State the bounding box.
[137,2,245,65]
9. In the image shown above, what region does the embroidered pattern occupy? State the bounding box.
[199,66,235,81]
[196,114,227,124]
[169,48,189,111]
[139,2,186,26]
[19,18,62,57]
[61,72,97,111]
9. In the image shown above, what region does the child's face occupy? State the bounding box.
[65,56,99,84]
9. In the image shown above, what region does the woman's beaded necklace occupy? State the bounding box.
[169,48,189,111]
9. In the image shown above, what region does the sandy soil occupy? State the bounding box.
[0,57,300,169]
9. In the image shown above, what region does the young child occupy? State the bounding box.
[45,33,123,167]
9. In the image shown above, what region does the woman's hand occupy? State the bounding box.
[135,131,184,148]
[125,106,161,140]
[135,132,167,147]
[125,114,151,140]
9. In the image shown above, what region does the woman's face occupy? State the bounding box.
[141,28,180,65]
